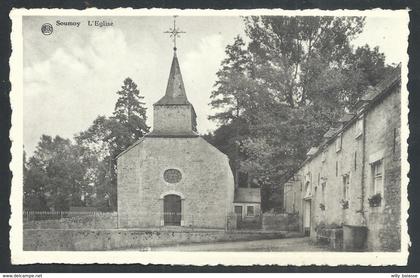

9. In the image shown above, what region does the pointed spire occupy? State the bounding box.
[155,53,190,105]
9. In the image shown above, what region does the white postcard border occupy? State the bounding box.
[9,8,410,266]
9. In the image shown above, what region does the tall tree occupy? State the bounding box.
[24,78,150,212]
[75,77,149,211]
[209,36,253,124]
[208,36,257,187]
[113,77,149,139]
[23,135,86,211]
[209,16,393,211]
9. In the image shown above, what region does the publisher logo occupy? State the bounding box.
[41,23,53,35]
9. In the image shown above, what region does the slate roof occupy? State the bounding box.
[358,66,401,105]
[323,127,340,138]
[290,64,401,177]
[155,53,191,106]
[234,187,261,203]
[306,147,319,156]
[338,113,355,123]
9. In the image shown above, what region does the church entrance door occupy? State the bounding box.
[163,194,182,226]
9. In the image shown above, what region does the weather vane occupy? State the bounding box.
[164,15,186,52]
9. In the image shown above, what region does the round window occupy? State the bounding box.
[163,169,182,184]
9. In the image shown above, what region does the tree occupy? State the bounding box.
[75,77,149,211]
[208,36,258,187]
[23,78,149,212]
[23,135,86,211]
[113,77,149,139]
[203,121,250,187]
[209,16,393,211]
[209,36,253,124]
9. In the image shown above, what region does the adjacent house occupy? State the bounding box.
[234,187,262,219]
[283,65,402,251]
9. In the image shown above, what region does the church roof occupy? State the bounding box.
[155,53,190,106]
[146,130,199,137]
[115,137,146,159]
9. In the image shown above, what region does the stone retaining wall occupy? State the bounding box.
[316,228,343,250]
[23,229,287,251]
[262,213,300,231]
[23,213,117,229]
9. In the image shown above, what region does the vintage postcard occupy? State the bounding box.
[9,8,410,265]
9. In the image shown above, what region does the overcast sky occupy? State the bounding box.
[23,15,407,156]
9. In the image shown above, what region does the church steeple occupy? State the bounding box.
[154,53,190,106]
[148,16,197,137]
[155,16,189,106]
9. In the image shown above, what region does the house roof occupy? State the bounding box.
[306,147,319,156]
[361,87,380,102]
[338,113,355,123]
[154,53,191,106]
[290,64,401,177]
[234,187,261,203]
[323,127,340,138]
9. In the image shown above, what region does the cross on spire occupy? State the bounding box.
[164,15,186,52]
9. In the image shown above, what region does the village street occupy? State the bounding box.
[130,237,330,252]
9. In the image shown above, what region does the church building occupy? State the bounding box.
[116,50,235,229]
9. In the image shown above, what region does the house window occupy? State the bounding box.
[335,134,342,152]
[246,205,254,216]
[355,117,363,138]
[336,161,338,177]
[371,160,384,195]
[343,174,350,201]
[321,151,326,163]
[354,151,357,171]
[321,182,326,204]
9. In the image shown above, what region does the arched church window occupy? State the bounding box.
[164,169,182,183]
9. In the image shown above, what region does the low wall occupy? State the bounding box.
[23,213,117,229]
[226,213,237,230]
[23,229,287,251]
[262,213,300,231]
[315,228,343,251]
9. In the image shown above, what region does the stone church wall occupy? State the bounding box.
[153,105,194,134]
[117,137,234,229]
